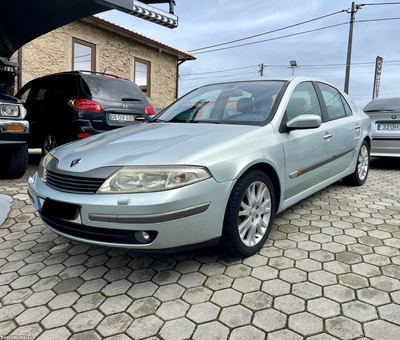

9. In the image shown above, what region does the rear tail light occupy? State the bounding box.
[144,105,155,115]
[104,75,117,79]
[69,99,102,112]
[78,133,92,138]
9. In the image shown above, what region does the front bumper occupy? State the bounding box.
[0,119,29,143]
[28,172,234,250]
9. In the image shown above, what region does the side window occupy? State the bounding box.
[286,82,322,121]
[341,96,352,115]
[318,83,347,120]
[34,79,54,102]
[19,87,31,103]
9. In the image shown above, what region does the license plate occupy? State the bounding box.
[377,124,399,131]
[108,114,134,122]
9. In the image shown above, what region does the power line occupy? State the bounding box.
[194,22,349,55]
[180,65,258,76]
[180,70,259,81]
[360,2,400,6]
[188,10,346,52]
[356,16,400,23]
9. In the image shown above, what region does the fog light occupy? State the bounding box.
[135,231,151,243]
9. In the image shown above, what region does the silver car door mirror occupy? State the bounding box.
[287,114,322,130]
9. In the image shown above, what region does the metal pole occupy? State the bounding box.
[260,63,264,76]
[344,2,356,94]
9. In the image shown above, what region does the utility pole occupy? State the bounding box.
[344,2,362,94]
[260,63,264,76]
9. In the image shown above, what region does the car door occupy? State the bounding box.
[316,82,360,177]
[278,81,335,201]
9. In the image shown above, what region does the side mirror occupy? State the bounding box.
[287,114,322,130]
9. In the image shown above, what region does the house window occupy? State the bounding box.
[72,38,96,72]
[134,58,151,95]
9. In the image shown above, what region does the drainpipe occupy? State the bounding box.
[17,48,22,91]
[176,58,187,100]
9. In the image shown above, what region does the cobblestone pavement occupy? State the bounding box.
[1,153,400,340]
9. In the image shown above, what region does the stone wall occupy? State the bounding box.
[12,20,178,108]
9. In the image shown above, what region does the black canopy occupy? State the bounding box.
[0,0,177,59]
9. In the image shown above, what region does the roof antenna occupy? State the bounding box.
[102,67,108,75]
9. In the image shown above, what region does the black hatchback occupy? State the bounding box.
[16,71,155,154]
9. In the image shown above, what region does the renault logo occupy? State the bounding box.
[391,115,397,120]
[70,158,82,167]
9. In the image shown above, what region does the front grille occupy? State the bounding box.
[45,169,105,194]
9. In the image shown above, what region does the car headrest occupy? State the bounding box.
[237,98,254,114]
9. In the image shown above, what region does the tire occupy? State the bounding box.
[0,144,28,179]
[342,140,370,186]
[42,133,61,155]
[220,170,275,257]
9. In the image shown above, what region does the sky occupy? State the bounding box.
[98,0,400,108]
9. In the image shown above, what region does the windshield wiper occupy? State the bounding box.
[122,98,141,101]
[365,109,395,112]
[148,119,167,123]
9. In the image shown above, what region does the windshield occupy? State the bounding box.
[364,98,400,112]
[153,81,285,125]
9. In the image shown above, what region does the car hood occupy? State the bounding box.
[53,122,258,172]
[0,93,22,104]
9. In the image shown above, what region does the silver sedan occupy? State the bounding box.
[364,97,400,157]
[28,77,372,257]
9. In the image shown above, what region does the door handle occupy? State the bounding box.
[324,133,333,140]
[355,124,361,130]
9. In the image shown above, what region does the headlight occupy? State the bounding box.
[38,153,55,182]
[0,104,19,117]
[97,166,211,194]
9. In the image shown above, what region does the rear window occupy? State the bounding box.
[81,75,147,103]
[364,98,400,112]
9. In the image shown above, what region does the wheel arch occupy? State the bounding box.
[236,162,282,214]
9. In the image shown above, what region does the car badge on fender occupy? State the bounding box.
[70,158,82,168]
[391,115,397,119]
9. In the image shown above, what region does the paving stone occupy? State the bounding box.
[274,294,305,314]
[77,278,107,295]
[156,299,189,320]
[219,305,252,327]
[358,287,391,306]
[152,270,181,285]
[159,318,195,340]
[261,279,290,296]
[178,272,206,288]
[382,265,400,279]
[127,268,156,283]
[253,309,286,332]
[251,265,278,280]
[127,281,158,299]
[0,303,25,321]
[154,283,184,301]
[2,288,33,305]
[352,262,381,277]
[69,330,102,340]
[192,321,229,340]
[326,316,363,340]
[324,261,351,274]
[324,284,355,303]
[288,312,323,336]
[342,300,378,322]
[15,306,50,325]
[53,277,84,294]
[0,320,17,336]
[370,275,400,292]
[187,302,220,323]
[242,254,268,267]
[230,325,265,340]
[363,253,391,266]
[378,304,400,325]
[308,297,340,318]
[41,308,76,329]
[269,256,295,269]
[24,290,55,307]
[280,268,307,283]
[211,288,241,307]
[295,258,322,272]
[36,327,71,340]
[126,315,163,339]
[127,296,160,318]
[175,260,201,274]
[182,286,213,304]
[292,282,322,299]
[96,313,133,337]
[364,319,400,340]
[232,276,261,293]
[48,292,80,310]
[10,323,43,339]
[101,279,132,296]
[68,310,103,332]
[241,291,272,310]
[150,257,177,271]
[99,295,132,315]
[73,293,105,312]
[225,264,251,278]
[339,273,369,289]
[308,270,337,286]
[267,329,302,340]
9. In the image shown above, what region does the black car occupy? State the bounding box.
[0,88,29,178]
[16,71,155,154]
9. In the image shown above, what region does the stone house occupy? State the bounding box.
[9,16,195,108]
